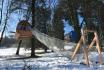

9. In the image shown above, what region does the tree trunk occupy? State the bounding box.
[74,25,81,43]
[0,23,6,46]
[31,0,36,57]
[53,7,64,40]
[0,0,9,46]
[0,0,4,25]
[69,9,81,43]
[67,0,81,43]
[16,40,22,55]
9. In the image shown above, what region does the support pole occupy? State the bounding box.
[16,40,22,55]
[71,36,83,60]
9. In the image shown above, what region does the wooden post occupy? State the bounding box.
[16,40,22,55]
[94,32,102,64]
[71,30,103,65]
[83,47,89,65]
[88,32,102,64]
[71,36,83,60]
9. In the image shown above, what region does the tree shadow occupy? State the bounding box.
[57,64,90,69]
[6,55,41,60]
[35,51,52,54]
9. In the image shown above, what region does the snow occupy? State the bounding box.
[0,47,104,70]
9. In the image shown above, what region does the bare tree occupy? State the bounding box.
[0,0,11,46]
[0,0,4,25]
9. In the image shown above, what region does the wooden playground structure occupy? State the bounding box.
[71,29,103,66]
[15,20,103,65]
[15,20,32,55]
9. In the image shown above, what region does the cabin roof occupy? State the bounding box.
[16,20,31,31]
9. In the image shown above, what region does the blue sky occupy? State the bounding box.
[63,14,83,34]
[63,20,74,34]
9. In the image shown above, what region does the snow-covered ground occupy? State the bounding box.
[0,47,104,70]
